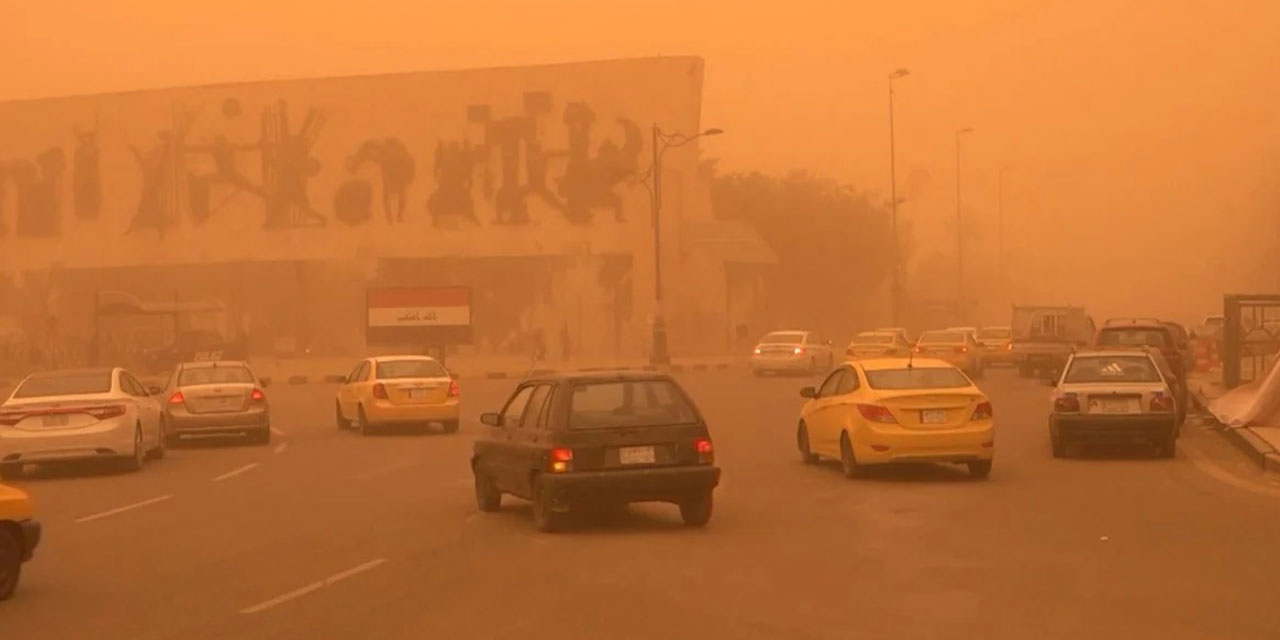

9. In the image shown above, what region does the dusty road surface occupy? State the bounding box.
[5,369,1280,640]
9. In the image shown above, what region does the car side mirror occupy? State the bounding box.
[480,412,503,427]
[259,378,271,388]
[148,385,163,396]
[800,386,818,399]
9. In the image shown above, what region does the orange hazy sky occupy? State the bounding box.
[2,0,1278,317]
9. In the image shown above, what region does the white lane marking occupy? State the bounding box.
[76,494,173,523]
[213,462,261,482]
[240,558,388,615]
[273,442,288,455]
[1182,441,1280,498]
[270,427,286,437]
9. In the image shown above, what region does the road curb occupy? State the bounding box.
[1194,386,1280,474]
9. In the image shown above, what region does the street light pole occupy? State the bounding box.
[887,68,910,326]
[954,127,973,321]
[997,165,1010,281]
[646,124,723,366]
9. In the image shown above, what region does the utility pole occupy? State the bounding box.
[887,68,910,326]
[954,127,973,321]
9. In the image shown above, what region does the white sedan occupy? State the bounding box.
[0,368,166,478]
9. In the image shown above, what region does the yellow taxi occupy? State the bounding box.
[914,329,984,378]
[844,330,913,360]
[795,358,994,478]
[1,482,41,601]
[335,356,460,435]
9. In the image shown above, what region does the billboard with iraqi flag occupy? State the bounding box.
[366,286,473,346]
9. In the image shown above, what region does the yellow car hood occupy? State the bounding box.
[0,483,34,520]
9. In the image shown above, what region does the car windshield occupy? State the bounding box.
[760,332,804,345]
[1098,328,1169,348]
[569,380,698,429]
[918,331,963,344]
[978,328,1011,339]
[1065,355,1161,383]
[376,359,448,379]
[14,371,113,398]
[179,366,254,386]
[865,367,972,390]
[853,334,894,344]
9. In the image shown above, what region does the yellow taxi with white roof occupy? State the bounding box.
[335,356,460,435]
[795,357,994,479]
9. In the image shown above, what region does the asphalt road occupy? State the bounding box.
[4,369,1280,639]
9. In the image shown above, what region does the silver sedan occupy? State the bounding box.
[162,361,271,446]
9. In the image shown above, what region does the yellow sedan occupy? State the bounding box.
[844,331,913,360]
[1,482,41,601]
[335,356,460,435]
[795,358,994,478]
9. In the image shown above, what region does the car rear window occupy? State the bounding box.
[376,359,448,379]
[865,367,971,390]
[1065,356,1161,383]
[179,366,254,386]
[1098,328,1169,348]
[853,334,894,344]
[14,371,113,398]
[568,380,698,429]
[918,331,963,344]
[978,328,1011,339]
[761,332,804,345]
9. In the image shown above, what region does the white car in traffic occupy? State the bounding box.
[0,368,166,478]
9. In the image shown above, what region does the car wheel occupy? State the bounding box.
[1051,434,1067,459]
[0,463,23,481]
[678,491,714,527]
[442,420,460,434]
[474,468,502,512]
[839,432,866,478]
[120,425,145,472]
[250,428,272,446]
[149,420,168,460]
[797,422,819,464]
[531,477,564,533]
[967,460,993,479]
[0,526,20,602]
[357,406,373,436]
[1156,435,1177,459]
[335,402,351,430]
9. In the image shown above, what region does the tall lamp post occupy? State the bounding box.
[643,124,724,365]
[887,68,910,326]
[997,165,1011,282]
[954,126,974,320]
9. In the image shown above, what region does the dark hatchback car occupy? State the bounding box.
[472,372,720,532]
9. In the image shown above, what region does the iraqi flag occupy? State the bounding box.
[367,287,471,328]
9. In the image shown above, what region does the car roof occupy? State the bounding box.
[1100,318,1168,329]
[371,355,441,363]
[918,329,966,339]
[857,330,897,336]
[179,360,250,369]
[23,367,117,379]
[521,370,676,385]
[980,325,1011,330]
[762,330,808,335]
[856,357,955,371]
[1071,347,1157,358]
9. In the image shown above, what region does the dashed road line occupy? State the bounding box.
[76,494,173,523]
[240,558,388,614]
[213,462,261,482]
[270,427,286,437]
[273,442,288,454]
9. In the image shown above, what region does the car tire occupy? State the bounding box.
[119,425,145,472]
[967,460,993,479]
[797,422,819,464]
[0,526,20,602]
[335,402,351,430]
[357,406,372,436]
[1051,434,1067,458]
[1156,435,1177,459]
[250,428,272,446]
[148,420,167,460]
[839,432,866,478]
[0,463,23,481]
[531,477,564,533]
[474,468,502,512]
[678,491,714,527]
[442,420,460,434]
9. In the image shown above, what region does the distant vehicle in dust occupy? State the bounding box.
[914,330,984,378]
[976,326,1015,365]
[335,356,460,435]
[845,330,912,360]
[1046,347,1182,458]
[750,330,836,376]
[162,361,272,446]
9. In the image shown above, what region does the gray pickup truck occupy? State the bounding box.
[1011,306,1096,377]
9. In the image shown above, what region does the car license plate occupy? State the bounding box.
[1095,398,1134,413]
[618,445,656,465]
[921,409,948,424]
[408,389,426,399]
[42,413,70,427]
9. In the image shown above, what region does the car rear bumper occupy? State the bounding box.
[541,465,721,503]
[854,424,995,465]
[166,409,269,436]
[1052,414,1176,442]
[0,419,136,464]
[365,399,460,424]
[751,355,810,372]
[19,519,41,561]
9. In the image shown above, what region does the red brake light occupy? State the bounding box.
[1054,394,1080,413]
[753,347,762,355]
[1006,342,1013,351]
[695,437,715,464]
[1149,393,1175,412]
[372,383,389,399]
[250,388,266,402]
[971,401,993,421]
[447,380,460,397]
[0,411,24,426]
[168,391,186,405]
[955,346,968,353]
[857,404,898,424]
[85,405,127,420]
[549,447,574,472]
[793,346,804,355]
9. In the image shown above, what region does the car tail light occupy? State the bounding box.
[1054,393,1080,413]
[955,346,969,353]
[372,383,389,399]
[971,401,993,420]
[695,437,715,464]
[0,411,25,426]
[549,447,574,473]
[857,404,898,424]
[1149,393,1175,413]
[447,380,460,397]
[1005,343,1013,351]
[753,347,762,355]
[85,405,126,420]
[250,388,266,402]
[168,391,186,405]
[793,347,805,355]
